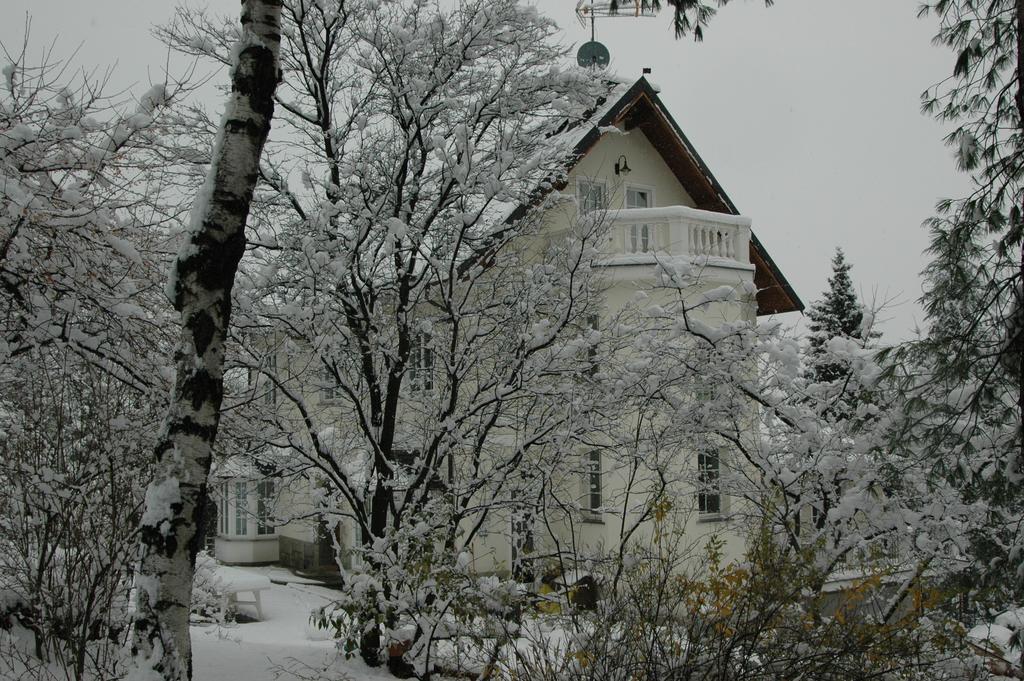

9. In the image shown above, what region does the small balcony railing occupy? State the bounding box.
[603,205,752,267]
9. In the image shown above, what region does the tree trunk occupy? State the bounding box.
[129,2,281,680]
[1015,0,1024,481]
[359,480,394,667]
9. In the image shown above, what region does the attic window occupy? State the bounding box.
[577,179,607,213]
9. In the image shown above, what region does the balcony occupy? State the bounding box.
[601,205,753,270]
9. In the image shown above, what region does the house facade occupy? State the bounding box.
[211,76,802,575]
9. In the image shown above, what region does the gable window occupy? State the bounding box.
[697,449,721,515]
[626,187,652,253]
[409,332,433,393]
[586,451,602,514]
[577,179,607,214]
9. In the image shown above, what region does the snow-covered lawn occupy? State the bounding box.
[189,566,541,680]
[191,569,385,681]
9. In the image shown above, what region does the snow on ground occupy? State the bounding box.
[191,569,385,681]
[244,564,343,586]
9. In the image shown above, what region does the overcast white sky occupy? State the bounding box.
[1,0,970,341]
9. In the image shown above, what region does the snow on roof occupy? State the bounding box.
[211,454,282,480]
[545,72,631,153]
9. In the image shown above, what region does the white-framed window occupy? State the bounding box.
[264,353,278,405]
[577,178,607,214]
[219,482,229,535]
[586,314,600,376]
[409,331,433,393]
[811,504,825,531]
[511,510,535,581]
[257,480,275,535]
[626,187,653,253]
[585,451,602,514]
[217,478,278,538]
[234,481,248,535]
[697,449,721,515]
[321,364,340,401]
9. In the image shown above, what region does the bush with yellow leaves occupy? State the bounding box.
[499,526,984,681]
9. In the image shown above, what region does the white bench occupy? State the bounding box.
[214,566,272,621]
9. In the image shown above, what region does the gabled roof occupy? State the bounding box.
[566,77,803,316]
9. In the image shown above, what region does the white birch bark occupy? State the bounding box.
[129,2,281,679]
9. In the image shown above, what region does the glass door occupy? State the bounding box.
[626,188,651,252]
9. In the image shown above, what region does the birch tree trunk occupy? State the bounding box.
[130,2,281,679]
[1015,0,1024,481]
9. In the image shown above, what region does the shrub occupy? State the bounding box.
[190,551,229,623]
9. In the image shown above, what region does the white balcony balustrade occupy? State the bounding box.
[604,206,752,268]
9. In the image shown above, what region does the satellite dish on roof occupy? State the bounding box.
[577,41,610,68]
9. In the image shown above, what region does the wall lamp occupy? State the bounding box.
[614,154,631,176]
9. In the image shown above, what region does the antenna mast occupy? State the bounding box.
[575,1,659,69]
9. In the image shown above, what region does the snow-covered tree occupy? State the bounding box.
[130,2,282,680]
[0,350,157,681]
[607,260,978,591]
[915,1,1024,461]
[876,0,1024,604]
[0,32,192,681]
[161,0,608,670]
[806,248,867,379]
[802,247,878,421]
[0,37,177,392]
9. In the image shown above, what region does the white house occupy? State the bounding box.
[210,75,802,574]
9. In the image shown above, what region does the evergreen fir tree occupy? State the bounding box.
[805,248,869,387]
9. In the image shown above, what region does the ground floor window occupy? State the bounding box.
[216,477,277,539]
[234,481,248,535]
[219,482,229,535]
[586,451,602,514]
[409,331,434,393]
[257,480,275,535]
[698,449,721,515]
